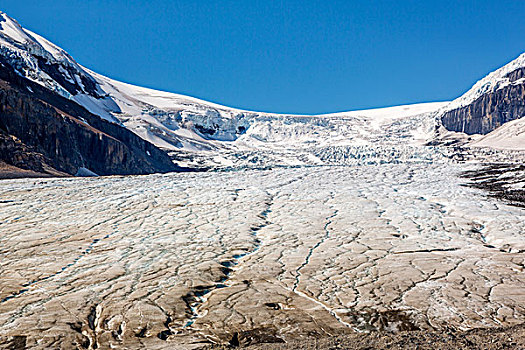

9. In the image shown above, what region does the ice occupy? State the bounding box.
[1,11,525,348]
[0,164,524,347]
[74,167,99,177]
[84,68,450,156]
[0,13,33,44]
[2,10,525,163]
[24,30,70,62]
[71,94,121,123]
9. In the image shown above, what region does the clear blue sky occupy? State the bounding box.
[2,1,525,114]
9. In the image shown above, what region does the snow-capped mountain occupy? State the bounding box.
[440,53,525,137]
[0,12,182,177]
[1,10,525,173]
[0,11,449,166]
[442,53,525,113]
[0,12,120,119]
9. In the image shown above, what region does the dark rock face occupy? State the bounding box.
[34,56,103,98]
[0,129,61,176]
[0,59,182,177]
[507,67,525,82]
[441,68,525,135]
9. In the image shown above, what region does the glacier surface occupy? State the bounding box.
[0,164,524,348]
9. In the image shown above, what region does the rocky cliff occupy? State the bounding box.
[0,58,181,177]
[441,64,525,135]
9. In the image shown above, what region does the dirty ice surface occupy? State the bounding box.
[0,164,524,349]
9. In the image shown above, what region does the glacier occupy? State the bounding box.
[1,165,525,348]
[3,10,525,170]
[1,9,525,350]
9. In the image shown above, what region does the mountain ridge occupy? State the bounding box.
[0,26,183,177]
[0,10,524,174]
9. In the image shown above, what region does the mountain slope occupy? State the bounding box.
[470,117,525,151]
[0,60,181,176]
[0,15,182,176]
[440,53,525,135]
[0,10,451,168]
[1,10,525,173]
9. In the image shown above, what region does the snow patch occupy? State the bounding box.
[75,167,99,177]
[470,117,525,151]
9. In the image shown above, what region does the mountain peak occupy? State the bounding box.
[0,10,524,170]
[0,11,34,45]
[443,52,525,113]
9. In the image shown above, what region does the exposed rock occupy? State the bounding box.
[33,55,102,97]
[203,324,525,349]
[0,57,184,177]
[0,129,65,177]
[461,163,525,207]
[507,67,525,82]
[441,68,525,135]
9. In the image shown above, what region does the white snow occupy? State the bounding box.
[0,12,33,44]
[71,94,121,123]
[470,117,525,151]
[83,65,450,157]
[24,29,74,62]
[74,167,99,177]
[0,10,524,166]
[321,102,446,120]
[87,68,237,112]
[442,52,525,113]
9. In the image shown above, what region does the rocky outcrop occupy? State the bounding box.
[0,58,182,177]
[441,68,525,135]
[0,128,67,178]
[34,55,102,97]
[507,67,525,82]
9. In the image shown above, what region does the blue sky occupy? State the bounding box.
[2,0,525,114]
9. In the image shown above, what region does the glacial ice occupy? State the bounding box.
[0,163,524,348]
